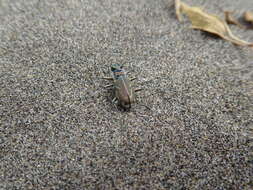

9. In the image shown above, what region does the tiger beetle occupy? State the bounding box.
[103,64,142,110]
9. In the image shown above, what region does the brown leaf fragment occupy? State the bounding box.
[243,11,253,23]
[175,0,253,47]
[224,11,246,29]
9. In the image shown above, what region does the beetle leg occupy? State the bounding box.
[105,84,114,88]
[140,104,151,110]
[134,88,143,92]
[130,77,137,81]
[102,77,114,80]
[112,97,120,109]
[112,97,117,102]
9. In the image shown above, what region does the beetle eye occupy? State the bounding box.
[111,64,122,71]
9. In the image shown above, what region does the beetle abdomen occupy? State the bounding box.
[115,77,134,108]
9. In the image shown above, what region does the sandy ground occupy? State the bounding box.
[0,0,252,189]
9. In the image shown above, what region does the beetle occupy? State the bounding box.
[103,64,141,110]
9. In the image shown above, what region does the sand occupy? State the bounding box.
[0,0,252,189]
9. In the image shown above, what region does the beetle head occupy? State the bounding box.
[111,64,123,72]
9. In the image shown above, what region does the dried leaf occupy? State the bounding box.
[243,11,253,23]
[175,0,182,22]
[224,11,245,29]
[175,0,253,46]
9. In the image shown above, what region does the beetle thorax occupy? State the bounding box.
[113,70,125,79]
